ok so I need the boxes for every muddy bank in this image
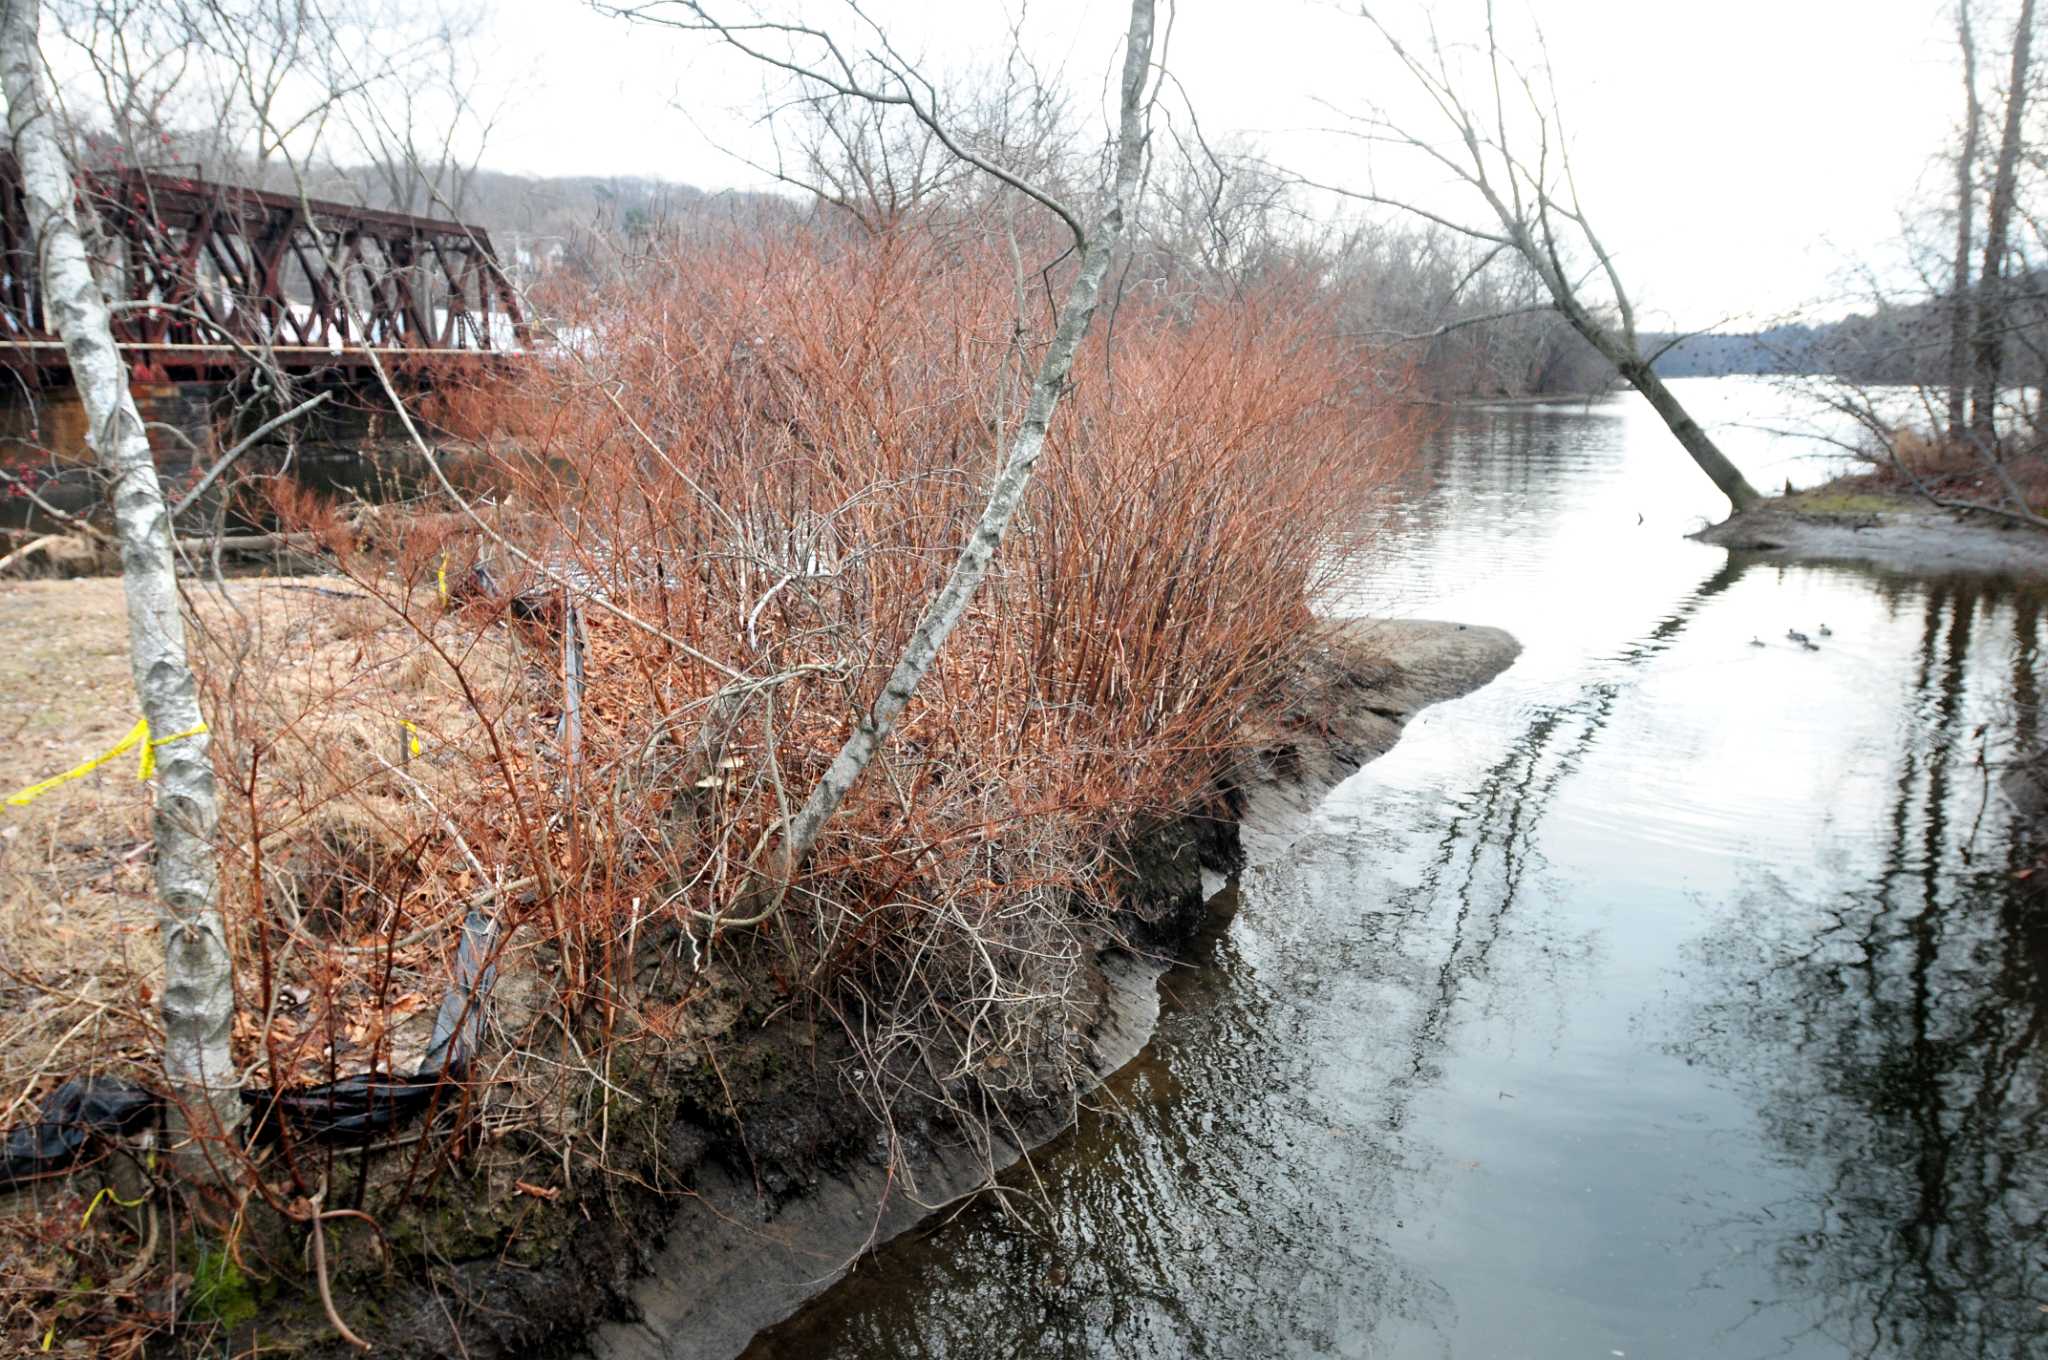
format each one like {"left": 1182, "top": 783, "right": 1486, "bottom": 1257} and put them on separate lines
{"left": 1696, "top": 492, "right": 2048, "bottom": 579}
{"left": 262, "top": 619, "right": 1517, "bottom": 1360}
{"left": 585, "top": 619, "right": 1519, "bottom": 1360}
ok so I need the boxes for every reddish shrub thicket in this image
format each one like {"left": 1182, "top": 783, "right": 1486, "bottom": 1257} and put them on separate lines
{"left": 466, "top": 233, "right": 1405, "bottom": 794}
{"left": 1867, "top": 427, "right": 2048, "bottom": 510}
{"left": 239, "top": 224, "right": 1414, "bottom": 1152}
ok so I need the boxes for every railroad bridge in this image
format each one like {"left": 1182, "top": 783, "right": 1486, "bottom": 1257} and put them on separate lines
{"left": 0, "top": 159, "right": 529, "bottom": 527}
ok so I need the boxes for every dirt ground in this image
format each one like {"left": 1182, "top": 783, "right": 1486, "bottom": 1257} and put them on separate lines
{"left": 1695, "top": 486, "right": 2048, "bottom": 578}
{"left": 0, "top": 579, "right": 164, "bottom": 1120}
{"left": 0, "top": 572, "right": 529, "bottom": 1116}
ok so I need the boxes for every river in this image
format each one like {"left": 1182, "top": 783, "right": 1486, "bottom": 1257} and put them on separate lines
{"left": 739, "top": 377, "right": 2048, "bottom": 1360}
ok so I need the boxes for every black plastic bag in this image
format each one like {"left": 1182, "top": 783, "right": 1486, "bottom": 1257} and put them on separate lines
{"left": 0, "top": 1078, "right": 157, "bottom": 1187}
{"left": 242, "top": 909, "right": 499, "bottom": 1145}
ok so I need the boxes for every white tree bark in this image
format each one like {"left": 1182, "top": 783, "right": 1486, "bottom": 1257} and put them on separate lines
{"left": 2, "top": 0, "right": 237, "bottom": 1134}
{"left": 769, "top": 0, "right": 1157, "bottom": 883}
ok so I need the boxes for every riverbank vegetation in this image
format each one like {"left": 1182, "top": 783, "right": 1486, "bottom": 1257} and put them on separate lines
{"left": 16, "top": 0, "right": 2047, "bottom": 1353}
{"left": 0, "top": 2, "right": 1428, "bottom": 1343}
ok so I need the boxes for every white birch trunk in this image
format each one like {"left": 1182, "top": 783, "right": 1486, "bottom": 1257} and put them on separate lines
{"left": 773, "top": 0, "right": 1156, "bottom": 877}
{"left": 2, "top": 0, "right": 238, "bottom": 1135}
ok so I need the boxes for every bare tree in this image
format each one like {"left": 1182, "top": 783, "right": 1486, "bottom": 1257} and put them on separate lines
{"left": 321, "top": 0, "right": 499, "bottom": 217}
{"left": 2, "top": 0, "right": 237, "bottom": 1138}
{"left": 780, "top": 84, "right": 963, "bottom": 232}
{"left": 1136, "top": 129, "right": 1302, "bottom": 300}
{"left": 1314, "top": 4, "right": 1763, "bottom": 512}
{"left": 1972, "top": 0, "right": 2038, "bottom": 443}
{"left": 1949, "top": 0, "right": 1983, "bottom": 442}
{"left": 1782, "top": 0, "right": 2048, "bottom": 531}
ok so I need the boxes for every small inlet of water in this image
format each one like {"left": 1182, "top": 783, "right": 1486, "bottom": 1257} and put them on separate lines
{"left": 738, "top": 377, "right": 2046, "bottom": 1360}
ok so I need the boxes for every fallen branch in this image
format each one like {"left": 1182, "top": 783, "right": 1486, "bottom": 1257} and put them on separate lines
{"left": 0, "top": 469, "right": 113, "bottom": 541}
{"left": 172, "top": 532, "right": 321, "bottom": 556}
{"left": 0, "top": 533, "right": 62, "bottom": 574}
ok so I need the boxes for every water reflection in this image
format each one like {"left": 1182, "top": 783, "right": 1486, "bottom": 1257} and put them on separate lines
{"left": 738, "top": 381, "right": 2048, "bottom": 1360}
{"left": 1385, "top": 554, "right": 1747, "bottom": 1095}
{"left": 1681, "top": 579, "right": 2048, "bottom": 1360}
{"left": 744, "top": 870, "right": 1459, "bottom": 1360}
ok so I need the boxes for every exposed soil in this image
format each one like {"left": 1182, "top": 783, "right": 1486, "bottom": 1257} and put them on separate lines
{"left": 0, "top": 586, "right": 1517, "bottom": 1360}
{"left": 581, "top": 620, "right": 1520, "bottom": 1360}
{"left": 1695, "top": 486, "right": 2048, "bottom": 579}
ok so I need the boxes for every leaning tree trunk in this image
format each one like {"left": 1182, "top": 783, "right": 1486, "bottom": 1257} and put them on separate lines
{"left": 1972, "top": 0, "right": 2036, "bottom": 445}
{"left": 1537, "top": 266, "right": 1763, "bottom": 512}
{"left": 1950, "top": 0, "right": 1982, "bottom": 444}
{"left": 2, "top": 0, "right": 237, "bottom": 1138}
{"left": 767, "top": 0, "right": 1157, "bottom": 888}
{"left": 1619, "top": 360, "right": 1764, "bottom": 511}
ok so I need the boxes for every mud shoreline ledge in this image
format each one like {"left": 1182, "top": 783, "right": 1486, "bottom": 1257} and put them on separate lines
{"left": 297, "top": 618, "right": 1520, "bottom": 1360}
{"left": 1695, "top": 488, "right": 2048, "bottom": 579}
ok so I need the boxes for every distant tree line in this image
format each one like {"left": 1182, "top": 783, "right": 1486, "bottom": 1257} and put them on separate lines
{"left": 45, "top": 0, "right": 1622, "bottom": 405}
{"left": 1646, "top": 285, "right": 2048, "bottom": 387}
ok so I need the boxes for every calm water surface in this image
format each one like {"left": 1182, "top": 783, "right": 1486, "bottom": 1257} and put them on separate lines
{"left": 744, "top": 378, "right": 2048, "bottom": 1360}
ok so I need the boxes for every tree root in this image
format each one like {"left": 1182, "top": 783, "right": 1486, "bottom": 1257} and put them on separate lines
{"left": 303, "top": 1187, "right": 371, "bottom": 1351}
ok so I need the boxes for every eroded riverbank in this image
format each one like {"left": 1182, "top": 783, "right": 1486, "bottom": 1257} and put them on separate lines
{"left": 582, "top": 620, "right": 1519, "bottom": 1360}
{"left": 247, "top": 617, "right": 1521, "bottom": 1360}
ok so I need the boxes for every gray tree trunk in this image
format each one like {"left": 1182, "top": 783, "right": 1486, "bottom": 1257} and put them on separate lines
{"left": 771, "top": 0, "right": 1156, "bottom": 881}
{"left": 1619, "top": 359, "right": 1764, "bottom": 510}
{"left": 1515, "top": 231, "right": 1763, "bottom": 512}
{"left": 2, "top": 0, "right": 237, "bottom": 1136}
{"left": 1971, "top": 0, "right": 2036, "bottom": 443}
{"left": 1950, "top": 0, "right": 1982, "bottom": 443}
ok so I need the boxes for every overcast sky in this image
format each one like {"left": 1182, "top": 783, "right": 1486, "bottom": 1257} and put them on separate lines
{"left": 440, "top": 2, "right": 1964, "bottom": 329}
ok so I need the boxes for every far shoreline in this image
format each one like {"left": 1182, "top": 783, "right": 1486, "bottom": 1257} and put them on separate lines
{"left": 1695, "top": 484, "right": 2048, "bottom": 580}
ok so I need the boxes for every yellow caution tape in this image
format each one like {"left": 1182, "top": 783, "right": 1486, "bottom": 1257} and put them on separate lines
{"left": 3, "top": 718, "right": 209, "bottom": 808}
{"left": 138, "top": 721, "right": 207, "bottom": 780}
{"left": 437, "top": 551, "right": 449, "bottom": 604}
{"left": 79, "top": 1182, "right": 148, "bottom": 1230}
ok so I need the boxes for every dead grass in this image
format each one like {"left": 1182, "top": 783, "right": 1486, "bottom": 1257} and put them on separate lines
{"left": 0, "top": 579, "right": 160, "bottom": 1123}
{"left": 0, "top": 575, "right": 534, "bottom": 1110}
{"left": 1830, "top": 428, "right": 2048, "bottom": 516}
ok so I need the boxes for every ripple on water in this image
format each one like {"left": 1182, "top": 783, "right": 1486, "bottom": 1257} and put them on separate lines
{"left": 739, "top": 379, "right": 2048, "bottom": 1360}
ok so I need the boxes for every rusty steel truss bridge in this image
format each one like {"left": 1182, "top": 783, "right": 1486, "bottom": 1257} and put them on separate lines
{"left": 0, "top": 157, "right": 530, "bottom": 384}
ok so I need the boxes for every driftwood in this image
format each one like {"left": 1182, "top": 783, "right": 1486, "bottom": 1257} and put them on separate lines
{"left": 0, "top": 533, "right": 62, "bottom": 574}
{"left": 173, "top": 531, "right": 323, "bottom": 556}
{"left": 0, "top": 531, "right": 326, "bottom": 579}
